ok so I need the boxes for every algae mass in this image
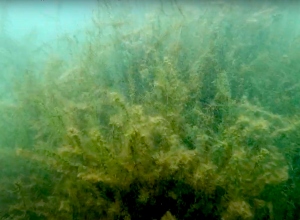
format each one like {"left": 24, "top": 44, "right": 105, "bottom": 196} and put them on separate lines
{"left": 1, "top": 1, "right": 300, "bottom": 219}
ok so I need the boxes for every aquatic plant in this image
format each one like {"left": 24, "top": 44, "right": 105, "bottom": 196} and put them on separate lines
{"left": 1, "top": 1, "right": 300, "bottom": 220}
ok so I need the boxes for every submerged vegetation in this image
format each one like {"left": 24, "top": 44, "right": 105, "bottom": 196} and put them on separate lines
{"left": 1, "top": 1, "right": 300, "bottom": 219}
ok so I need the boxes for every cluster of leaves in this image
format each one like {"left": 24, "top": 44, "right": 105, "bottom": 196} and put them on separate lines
{"left": 1, "top": 1, "right": 300, "bottom": 220}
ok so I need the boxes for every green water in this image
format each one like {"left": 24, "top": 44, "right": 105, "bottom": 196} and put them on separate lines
{"left": 1, "top": 1, "right": 300, "bottom": 219}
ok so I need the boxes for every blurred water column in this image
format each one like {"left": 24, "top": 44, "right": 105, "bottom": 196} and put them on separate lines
{"left": 55, "top": 0, "right": 62, "bottom": 49}
{"left": 0, "top": 0, "right": 9, "bottom": 35}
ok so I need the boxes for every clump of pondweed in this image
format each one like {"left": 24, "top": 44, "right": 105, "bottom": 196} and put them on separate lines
{"left": 4, "top": 1, "right": 300, "bottom": 220}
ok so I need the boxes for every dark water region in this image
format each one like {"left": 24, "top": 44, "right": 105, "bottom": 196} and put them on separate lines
{"left": 1, "top": 0, "right": 300, "bottom": 219}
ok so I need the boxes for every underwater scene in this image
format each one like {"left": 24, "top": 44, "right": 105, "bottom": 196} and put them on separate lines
{"left": 1, "top": 0, "right": 300, "bottom": 219}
